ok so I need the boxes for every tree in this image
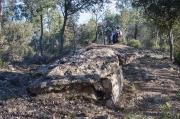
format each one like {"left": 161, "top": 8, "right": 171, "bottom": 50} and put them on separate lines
{"left": 0, "top": 0, "right": 4, "bottom": 34}
{"left": 129, "top": 9, "right": 144, "bottom": 40}
{"left": 90, "top": 0, "right": 112, "bottom": 43}
{"left": 116, "top": 0, "right": 137, "bottom": 43}
{"left": 66, "top": 15, "right": 79, "bottom": 52}
{"left": 120, "top": 8, "right": 131, "bottom": 43}
{"left": 172, "top": 17, "right": 180, "bottom": 64}
{"left": 2, "top": 22, "right": 34, "bottom": 62}
{"left": 44, "top": 8, "right": 63, "bottom": 54}
{"left": 24, "top": 0, "right": 57, "bottom": 55}
{"left": 102, "top": 12, "right": 119, "bottom": 44}
{"left": 57, "top": 0, "right": 107, "bottom": 54}
{"left": 132, "top": 0, "right": 180, "bottom": 61}
{"left": 78, "top": 19, "right": 96, "bottom": 46}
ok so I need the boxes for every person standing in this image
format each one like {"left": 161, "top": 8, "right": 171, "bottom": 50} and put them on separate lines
{"left": 110, "top": 30, "right": 115, "bottom": 45}
{"left": 116, "top": 27, "right": 122, "bottom": 43}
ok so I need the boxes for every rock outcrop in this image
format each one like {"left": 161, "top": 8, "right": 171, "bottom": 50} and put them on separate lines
{"left": 27, "top": 44, "right": 137, "bottom": 108}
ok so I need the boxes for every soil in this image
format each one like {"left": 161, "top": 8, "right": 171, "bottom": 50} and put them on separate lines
{"left": 0, "top": 44, "right": 180, "bottom": 119}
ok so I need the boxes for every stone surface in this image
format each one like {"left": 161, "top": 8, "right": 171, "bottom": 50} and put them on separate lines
{"left": 27, "top": 44, "right": 137, "bottom": 107}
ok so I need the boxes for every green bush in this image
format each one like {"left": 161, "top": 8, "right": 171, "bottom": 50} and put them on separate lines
{"left": 0, "top": 51, "right": 6, "bottom": 67}
{"left": 160, "top": 43, "right": 170, "bottom": 52}
{"left": 177, "top": 89, "right": 180, "bottom": 99}
{"left": 174, "top": 51, "right": 180, "bottom": 64}
{"left": 2, "top": 22, "right": 34, "bottom": 62}
{"left": 83, "top": 39, "right": 92, "bottom": 45}
{"left": 174, "top": 43, "right": 180, "bottom": 64}
{"left": 121, "top": 38, "right": 127, "bottom": 45}
{"left": 148, "top": 40, "right": 160, "bottom": 50}
{"left": 159, "top": 102, "right": 179, "bottom": 119}
{"left": 23, "top": 46, "right": 35, "bottom": 61}
{"left": 128, "top": 39, "right": 141, "bottom": 49}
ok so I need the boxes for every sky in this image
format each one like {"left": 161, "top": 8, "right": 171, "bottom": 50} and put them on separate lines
{"left": 3, "top": 0, "right": 117, "bottom": 24}
{"left": 78, "top": 1, "right": 117, "bottom": 24}
{"left": 78, "top": 12, "right": 92, "bottom": 24}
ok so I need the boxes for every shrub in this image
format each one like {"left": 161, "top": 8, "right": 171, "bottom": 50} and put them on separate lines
{"left": 2, "top": 22, "right": 34, "bottom": 62}
{"left": 24, "top": 46, "right": 34, "bottom": 56}
{"left": 83, "top": 39, "right": 92, "bottom": 45}
{"left": 177, "top": 89, "right": 180, "bottom": 99}
{"left": 174, "top": 51, "right": 180, "bottom": 64}
{"left": 174, "top": 42, "right": 180, "bottom": 65}
{"left": 148, "top": 40, "right": 160, "bottom": 50}
{"left": 0, "top": 50, "right": 6, "bottom": 67}
{"left": 121, "top": 38, "right": 127, "bottom": 45}
{"left": 160, "top": 43, "right": 170, "bottom": 53}
{"left": 159, "top": 102, "right": 172, "bottom": 118}
{"left": 159, "top": 102, "right": 179, "bottom": 119}
{"left": 128, "top": 39, "right": 141, "bottom": 49}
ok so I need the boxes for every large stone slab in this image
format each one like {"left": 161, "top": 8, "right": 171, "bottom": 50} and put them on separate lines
{"left": 27, "top": 44, "right": 137, "bottom": 107}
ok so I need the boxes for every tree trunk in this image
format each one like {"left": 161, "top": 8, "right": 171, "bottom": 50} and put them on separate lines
{"left": 168, "top": 28, "right": 173, "bottom": 61}
{"left": 72, "top": 22, "right": 76, "bottom": 53}
{"left": 134, "top": 24, "right": 138, "bottom": 39}
{"left": 156, "top": 29, "right": 158, "bottom": 45}
{"left": 39, "top": 14, "right": 43, "bottom": 55}
{"left": 93, "top": 13, "right": 98, "bottom": 43}
{"left": 51, "top": 38, "right": 54, "bottom": 53}
{"left": 0, "top": 0, "right": 3, "bottom": 34}
{"left": 122, "top": 28, "right": 127, "bottom": 44}
{"left": 159, "top": 34, "right": 163, "bottom": 51}
{"left": 59, "top": 15, "right": 67, "bottom": 54}
{"left": 102, "top": 27, "right": 105, "bottom": 45}
{"left": 34, "top": 39, "right": 37, "bottom": 51}
{"left": 94, "top": 30, "right": 99, "bottom": 43}
{"left": 73, "top": 34, "right": 76, "bottom": 53}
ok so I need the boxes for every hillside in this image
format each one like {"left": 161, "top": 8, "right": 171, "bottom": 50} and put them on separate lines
{"left": 0, "top": 44, "right": 180, "bottom": 119}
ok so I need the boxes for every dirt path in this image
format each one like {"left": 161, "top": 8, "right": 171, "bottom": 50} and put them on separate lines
{"left": 122, "top": 51, "right": 180, "bottom": 118}
{"left": 0, "top": 44, "right": 180, "bottom": 119}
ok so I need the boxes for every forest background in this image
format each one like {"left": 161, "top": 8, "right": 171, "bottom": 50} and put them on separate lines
{"left": 0, "top": 0, "right": 180, "bottom": 66}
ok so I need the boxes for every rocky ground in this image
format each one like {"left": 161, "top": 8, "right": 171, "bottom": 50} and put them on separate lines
{"left": 0, "top": 44, "right": 180, "bottom": 119}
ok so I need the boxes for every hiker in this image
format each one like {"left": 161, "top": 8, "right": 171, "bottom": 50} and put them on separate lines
{"left": 108, "top": 32, "right": 111, "bottom": 44}
{"left": 113, "top": 29, "right": 118, "bottom": 43}
{"left": 110, "top": 30, "right": 115, "bottom": 45}
{"left": 115, "top": 27, "right": 122, "bottom": 43}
